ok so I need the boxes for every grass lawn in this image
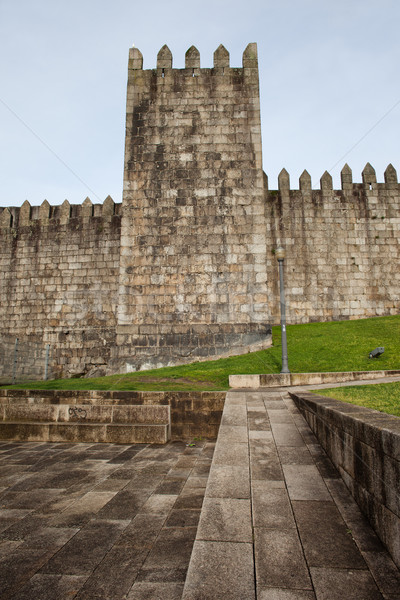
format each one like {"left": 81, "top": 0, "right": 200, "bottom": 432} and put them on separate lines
{"left": 2, "top": 315, "right": 400, "bottom": 392}
{"left": 313, "top": 381, "right": 400, "bottom": 417}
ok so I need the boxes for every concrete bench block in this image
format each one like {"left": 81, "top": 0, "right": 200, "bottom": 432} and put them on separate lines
{"left": 229, "top": 374, "right": 261, "bottom": 388}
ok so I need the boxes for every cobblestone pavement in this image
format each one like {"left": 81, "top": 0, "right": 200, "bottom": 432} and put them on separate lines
{"left": 0, "top": 439, "right": 214, "bottom": 599}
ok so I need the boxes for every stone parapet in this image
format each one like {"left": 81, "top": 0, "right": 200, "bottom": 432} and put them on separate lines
{"left": 290, "top": 390, "right": 400, "bottom": 569}
{"left": 266, "top": 164, "right": 400, "bottom": 324}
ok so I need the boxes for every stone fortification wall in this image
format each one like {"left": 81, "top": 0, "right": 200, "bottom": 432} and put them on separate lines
{"left": 0, "top": 197, "right": 121, "bottom": 377}
{"left": 0, "top": 43, "right": 399, "bottom": 378}
{"left": 116, "top": 44, "right": 271, "bottom": 370}
{"left": 266, "top": 163, "right": 400, "bottom": 323}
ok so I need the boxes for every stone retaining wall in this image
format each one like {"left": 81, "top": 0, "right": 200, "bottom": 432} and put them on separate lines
{"left": 0, "top": 389, "right": 225, "bottom": 440}
{"left": 290, "top": 391, "right": 400, "bottom": 568}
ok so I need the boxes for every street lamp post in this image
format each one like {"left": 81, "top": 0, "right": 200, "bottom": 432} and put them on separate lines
{"left": 275, "top": 247, "right": 290, "bottom": 374}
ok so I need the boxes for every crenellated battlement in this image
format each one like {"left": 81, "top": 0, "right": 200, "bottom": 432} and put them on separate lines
{"left": 0, "top": 196, "right": 121, "bottom": 229}
{"left": 268, "top": 163, "right": 399, "bottom": 195}
{"left": 2, "top": 161, "right": 397, "bottom": 232}
{"left": 128, "top": 43, "right": 258, "bottom": 73}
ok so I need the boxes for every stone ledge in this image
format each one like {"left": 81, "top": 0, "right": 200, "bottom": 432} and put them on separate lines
{"left": 229, "top": 370, "right": 400, "bottom": 388}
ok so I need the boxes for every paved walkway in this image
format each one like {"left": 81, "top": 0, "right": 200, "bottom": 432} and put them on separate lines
{"left": 0, "top": 439, "right": 214, "bottom": 599}
{"left": 183, "top": 390, "right": 400, "bottom": 600}
{"left": 0, "top": 388, "right": 399, "bottom": 599}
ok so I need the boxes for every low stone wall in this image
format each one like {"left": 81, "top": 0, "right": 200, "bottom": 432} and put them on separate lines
{"left": 230, "top": 370, "right": 400, "bottom": 388}
{"left": 0, "top": 389, "right": 225, "bottom": 440}
{"left": 290, "top": 391, "right": 400, "bottom": 569}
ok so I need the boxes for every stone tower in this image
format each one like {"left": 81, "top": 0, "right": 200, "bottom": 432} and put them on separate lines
{"left": 116, "top": 43, "right": 271, "bottom": 369}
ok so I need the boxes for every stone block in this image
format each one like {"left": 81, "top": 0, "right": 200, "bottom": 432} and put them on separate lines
{"left": 269, "top": 423, "right": 305, "bottom": 447}
{"left": 252, "top": 481, "right": 295, "bottom": 529}
{"left": 0, "top": 422, "right": 50, "bottom": 442}
{"left": 254, "top": 528, "right": 312, "bottom": 589}
{"left": 2, "top": 404, "right": 58, "bottom": 423}
{"left": 292, "top": 500, "right": 367, "bottom": 568}
{"left": 48, "top": 423, "right": 107, "bottom": 443}
{"left": 249, "top": 437, "right": 283, "bottom": 481}
{"left": 197, "top": 497, "right": 252, "bottom": 543}
{"left": 205, "top": 465, "right": 250, "bottom": 499}
{"left": 105, "top": 424, "right": 169, "bottom": 444}
{"left": 111, "top": 405, "right": 170, "bottom": 425}
{"left": 309, "top": 567, "right": 382, "bottom": 600}
{"left": 282, "top": 464, "right": 331, "bottom": 501}
{"left": 182, "top": 540, "right": 255, "bottom": 600}
{"left": 216, "top": 425, "right": 248, "bottom": 444}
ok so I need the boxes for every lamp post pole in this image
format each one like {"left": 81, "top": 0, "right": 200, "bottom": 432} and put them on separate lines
{"left": 276, "top": 247, "right": 290, "bottom": 374}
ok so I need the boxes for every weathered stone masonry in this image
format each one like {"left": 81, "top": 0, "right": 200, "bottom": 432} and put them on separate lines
{"left": 0, "top": 198, "right": 121, "bottom": 377}
{"left": 0, "top": 43, "right": 399, "bottom": 377}
{"left": 266, "top": 163, "right": 400, "bottom": 323}
{"left": 117, "top": 43, "right": 270, "bottom": 371}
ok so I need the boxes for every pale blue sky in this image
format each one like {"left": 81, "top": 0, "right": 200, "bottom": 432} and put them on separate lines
{"left": 0, "top": 0, "right": 399, "bottom": 207}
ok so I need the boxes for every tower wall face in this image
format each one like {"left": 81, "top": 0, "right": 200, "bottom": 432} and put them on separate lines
{"left": 117, "top": 45, "right": 271, "bottom": 369}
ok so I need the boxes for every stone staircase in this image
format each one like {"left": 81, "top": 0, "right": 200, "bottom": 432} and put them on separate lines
{"left": 0, "top": 399, "right": 170, "bottom": 444}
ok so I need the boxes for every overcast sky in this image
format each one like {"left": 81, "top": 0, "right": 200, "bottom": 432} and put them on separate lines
{"left": 0, "top": 0, "right": 399, "bottom": 208}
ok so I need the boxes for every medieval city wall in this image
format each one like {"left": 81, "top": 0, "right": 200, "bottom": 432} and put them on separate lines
{"left": 0, "top": 198, "right": 121, "bottom": 377}
{"left": 0, "top": 43, "right": 399, "bottom": 378}
{"left": 266, "top": 164, "right": 400, "bottom": 323}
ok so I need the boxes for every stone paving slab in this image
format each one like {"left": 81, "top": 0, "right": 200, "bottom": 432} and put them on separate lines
{"left": 182, "top": 540, "right": 255, "bottom": 600}
{"left": 0, "top": 439, "right": 214, "bottom": 599}
{"left": 197, "top": 497, "right": 252, "bottom": 542}
{"left": 205, "top": 464, "right": 250, "bottom": 499}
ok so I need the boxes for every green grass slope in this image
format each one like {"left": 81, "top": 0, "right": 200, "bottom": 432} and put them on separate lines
{"left": 3, "top": 315, "right": 399, "bottom": 392}
{"left": 313, "top": 381, "right": 400, "bottom": 417}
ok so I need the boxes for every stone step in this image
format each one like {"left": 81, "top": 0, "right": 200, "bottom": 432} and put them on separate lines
{"left": 0, "top": 403, "right": 171, "bottom": 444}
{"left": 0, "top": 421, "right": 169, "bottom": 444}
{"left": 0, "top": 403, "right": 170, "bottom": 425}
